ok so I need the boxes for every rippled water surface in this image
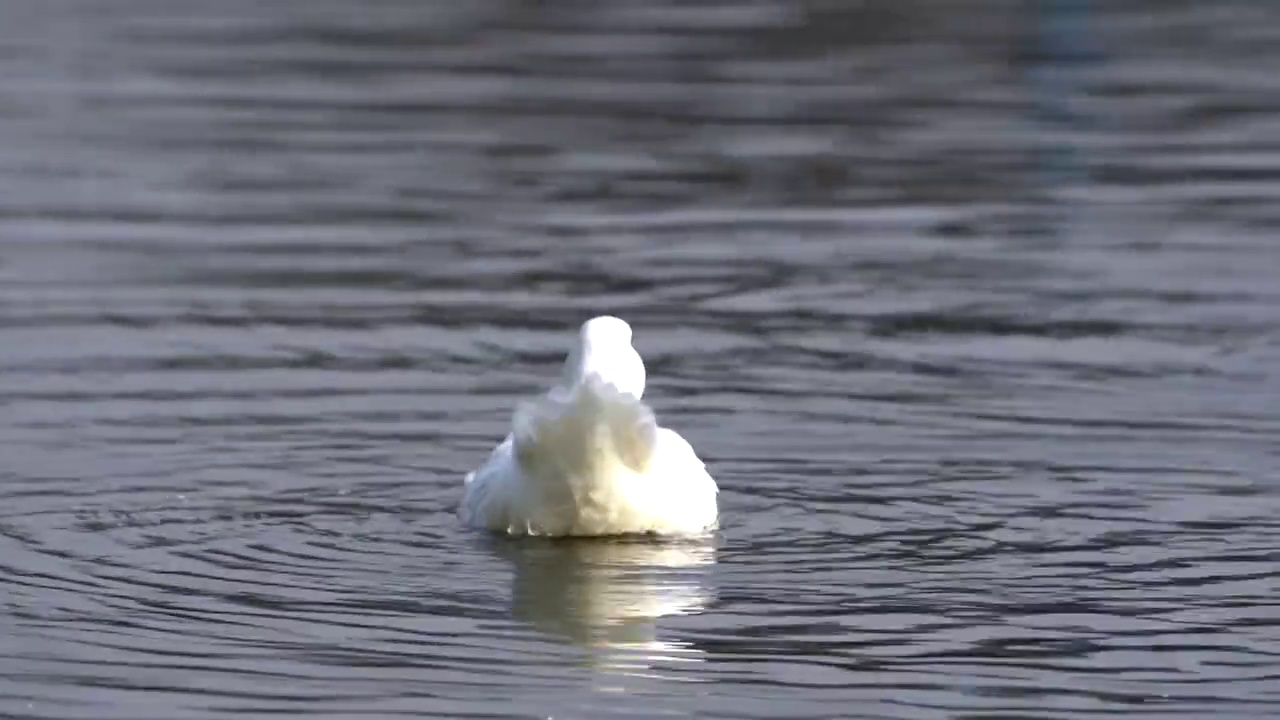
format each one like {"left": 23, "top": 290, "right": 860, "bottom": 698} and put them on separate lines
{"left": 3, "top": 1, "right": 1280, "bottom": 718}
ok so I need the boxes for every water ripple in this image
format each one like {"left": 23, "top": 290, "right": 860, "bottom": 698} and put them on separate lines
{"left": 3, "top": 0, "right": 1280, "bottom": 718}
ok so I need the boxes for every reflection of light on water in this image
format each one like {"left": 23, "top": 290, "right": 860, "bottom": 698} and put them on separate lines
{"left": 492, "top": 536, "right": 716, "bottom": 678}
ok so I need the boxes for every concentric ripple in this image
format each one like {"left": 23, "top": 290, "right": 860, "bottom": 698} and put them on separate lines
{"left": 3, "top": 1, "right": 1280, "bottom": 718}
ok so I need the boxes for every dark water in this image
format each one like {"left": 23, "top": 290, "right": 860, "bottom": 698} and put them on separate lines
{"left": 3, "top": 1, "right": 1279, "bottom": 718}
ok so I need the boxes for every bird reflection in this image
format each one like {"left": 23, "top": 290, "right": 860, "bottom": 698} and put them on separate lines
{"left": 487, "top": 535, "right": 716, "bottom": 675}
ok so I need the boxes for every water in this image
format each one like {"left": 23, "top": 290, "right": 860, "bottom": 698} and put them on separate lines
{"left": 2, "top": 1, "right": 1279, "bottom": 718}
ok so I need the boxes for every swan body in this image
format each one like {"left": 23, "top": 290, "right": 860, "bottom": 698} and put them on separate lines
{"left": 459, "top": 316, "right": 718, "bottom": 537}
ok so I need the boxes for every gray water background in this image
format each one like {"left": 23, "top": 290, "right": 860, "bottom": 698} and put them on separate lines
{"left": 1, "top": 1, "right": 1278, "bottom": 718}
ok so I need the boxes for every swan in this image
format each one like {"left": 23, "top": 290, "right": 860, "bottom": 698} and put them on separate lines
{"left": 459, "top": 316, "right": 718, "bottom": 537}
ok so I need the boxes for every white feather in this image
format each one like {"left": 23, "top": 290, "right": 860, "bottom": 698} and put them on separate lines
{"left": 459, "top": 316, "right": 718, "bottom": 537}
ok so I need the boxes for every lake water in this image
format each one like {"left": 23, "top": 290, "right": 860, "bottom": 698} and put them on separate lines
{"left": 2, "top": 1, "right": 1278, "bottom": 718}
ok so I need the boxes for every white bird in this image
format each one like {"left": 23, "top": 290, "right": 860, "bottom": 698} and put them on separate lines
{"left": 459, "top": 316, "right": 718, "bottom": 537}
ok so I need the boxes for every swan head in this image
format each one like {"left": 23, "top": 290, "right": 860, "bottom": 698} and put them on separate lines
{"left": 559, "top": 315, "right": 646, "bottom": 398}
